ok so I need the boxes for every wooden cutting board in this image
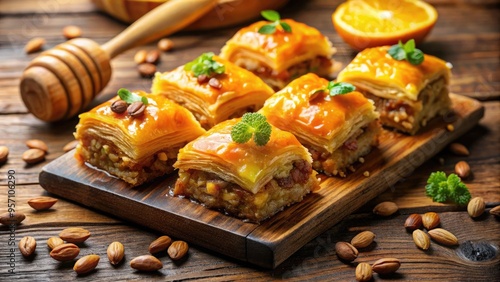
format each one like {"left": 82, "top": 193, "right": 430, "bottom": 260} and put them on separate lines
{"left": 39, "top": 94, "right": 484, "bottom": 269}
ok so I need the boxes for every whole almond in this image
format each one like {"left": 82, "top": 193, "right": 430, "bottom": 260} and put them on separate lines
{"left": 130, "top": 255, "right": 163, "bottom": 272}
{"left": 63, "top": 140, "right": 79, "bottom": 152}
{"left": 26, "top": 139, "right": 49, "bottom": 153}
{"left": 63, "top": 25, "right": 82, "bottom": 39}
{"left": 137, "top": 63, "right": 156, "bottom": 78}
{"left": 50, "top": 243, "right": 80, "bottom": 261}
{"left": 134, "top": 50, "right": 148, "bottom": 64}
{"left": 449, "top": 143, "right": 469, "bottom": 156}
{"left": 107, "top": 241, "right": 125, "bottom": 265}
{"left": 404, "top": 214, "right": 423, "bottom": 231}
{"left": 412, "top": 229, "right": 431, "bottom": 250}
{"left": 127, "top": 101, "right": 146, "bottom": 117}
{"left": 149, "top": 235, "right": 172, "bottom": 254}
{"left": 455, "top": 161, "right": 471, "bottom": 178}
{"left": 467, "top": 197, "right": 485, "bottom": 218}
{"left": 168, "top": 241, "right": 189, "bottom": 260}
{"left": 22, "top": 148, "right": 46, "bottom": 164}
{"left": 19, "top": 236, "right": 36, "bottom": 257}
{"left": 157, "top": 38, "right": 174, "bottom": 52}
{"left": 59, "top": 227, "right": 91, "bottom": 243}
{"left": 74, "top": 254, "right": 100, "bottom": 274}
{"left": 0, "top": 211, "right": 26, "bottom": 225}
{"left": 27, "top": 196, "right": 57, "bottom": 211}
{"left": 355, "top": 262, "right": 372, "bottom": 282}
{"left": 372, "top": 258, "right": 401, "bottom": 274}
{"left": 47, "top": 237, "right": 64, "bottom": 250}
{"left": 335, "top": 241, "right": 358, "bottom": 262}
{"left": 351, "top": 231, "right": 375, "bottom": 249}
{"left": 490, "top": 205, "right": 500, "bottom": 217}
{"left": 422, "top": 212, "right": 440, "bottom": 230}
{"left": 373, "top": 201, "right": 398, "bottom": 216}
{"left": 0, "top": 146, "right": 9, "bottom": 163}
{"left": 25, "top": 37, "right": 45, "bottom": 54}
{"left": 145, "top": 50, "right": 160, "bottom": 64}
{"left": 428, "top": 228, "right": 459, "bottom": 246}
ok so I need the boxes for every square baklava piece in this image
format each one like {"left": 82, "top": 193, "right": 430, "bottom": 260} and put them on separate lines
{"left": 74, "top": 91, "right": 205, "bottom": 186}
{"left": 151, "top": 52, "right": 274, "bottom": 129}
{"left": 260, "top": 73, "right": 380, "bottom": 177}
{"left": 173, "top": 115, "right": 319, "bottom": 222}
{"left": 220, "top": 19, "right": 335, "bottom": 90}
{"left": 337, "top": 46, "right": 452, "bottom": 135}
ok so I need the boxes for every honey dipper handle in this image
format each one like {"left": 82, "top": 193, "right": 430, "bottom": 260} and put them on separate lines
{"left": 102, "top": 0, "right": 219, "bottom": 58}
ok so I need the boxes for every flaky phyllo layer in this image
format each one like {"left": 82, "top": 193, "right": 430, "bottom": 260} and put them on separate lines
{"left": 75, "top": 93, "right": 205, "bottom": 186}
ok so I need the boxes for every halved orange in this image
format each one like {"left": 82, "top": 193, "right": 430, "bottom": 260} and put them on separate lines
{"left": 332, "top": 0, "right": 438, "bottom": 50}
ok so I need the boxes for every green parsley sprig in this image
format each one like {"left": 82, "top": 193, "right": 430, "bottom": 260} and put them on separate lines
{"left": 258, "top": 10, "right": 292, "bottom": 34}
{"left": 425, "top": 171, "right": 471, "bottom": 205}
{"left": 184, "top": 52, "right": 225, "bottom": 78}
{"left": 231, "top": 113, "right": 272, "bottom": 146}
{"left": 311, "top": 81, "right": 356, "bottom": 100}
{"left": 117, "top": 88, "right": 148, "bottom": 105}
{"left": 388, "top": 39, "right": 424, "bottom": 65}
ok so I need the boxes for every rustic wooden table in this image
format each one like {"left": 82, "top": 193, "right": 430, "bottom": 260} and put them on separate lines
{"left": 0, "top": 0, "right": 499, "bottom": 281}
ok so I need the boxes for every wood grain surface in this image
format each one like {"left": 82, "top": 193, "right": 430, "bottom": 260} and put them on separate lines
{"left": 0, "top": 0, "right": 499, "bottom": 280}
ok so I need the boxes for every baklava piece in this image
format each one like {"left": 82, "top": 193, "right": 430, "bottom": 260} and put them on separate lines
{"left": 337, "top": 46, "right": 452, "bottom": 135}
{"left": 151, "top": 52, "right": 274, "bottom": 129}
{"left": 74, "top": 91, "right": 205, "bottom": 186}
{"left": 260, "top": 73, "right": 380, "bottom": 177}
{"left": 219, "top": 19, "right": 335, "bottom": 90}
{"left": 173, "top": 117, "right": 319, "bottom": 222}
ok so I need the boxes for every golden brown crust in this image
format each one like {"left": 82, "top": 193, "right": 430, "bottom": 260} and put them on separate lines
{"left": 151, "top": 56, "right": 274, "bottom": 129}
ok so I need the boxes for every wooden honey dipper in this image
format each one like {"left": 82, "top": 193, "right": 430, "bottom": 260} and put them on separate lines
{"left": 20, "top": 0, "right": 218, "bottom": 122}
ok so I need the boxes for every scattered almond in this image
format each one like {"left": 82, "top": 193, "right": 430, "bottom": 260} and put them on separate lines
{"left": 25, "top": 37, "right": 45, "bottom": 54}
{"left": 63, "top": 140, "right": 79, "bottom": 152}
{"left": 0, "top": 211, "right": 26, "bottom": 225}
{"left": 0, "top": 146, "right": 9, "bottom": 164}
{"left": 27, "top": 196, "right": 57, "bottom": 211}
{"left": 455, "top": 161, "right": 471, "bottom": 178}
{"left": 63, "top": 25, "right": 82, "bottom": 39}
{"left": 168, "top": 241, "right": 189, "bottom": 260}
{"left": 157, "top": 38, "right": 174, "bottom": 52}
{"left": 107, "top": 241, "right": 125, "bottom": 265}
{"left": 335, "top": 241, "right": 358, "bottom": 262}
{"left": 19, "top": 236, "right": 37, "bottom": 257}
{"left": 59, "top": 227, "right": 91, "bottom": 243}
{"left": 422, "top": 212, "right": 440, "bottom": 230}
{"left": 47, "top": 237, "right": 64, "bottom": 250}
{"left": 428, "top": 228, "right": 459, "bottom": 246}
{"left": 130, "top": 255, "right": 163, "bottom": 272}
{"left": 74, "top": 254, "right": 100, "bottom": 275}
{"left": 145, "top": 50, "right": 160, "bottom": 64}
{"left": 373, "top": 201, "right": 398, "bottom": 216}
{"left": 490, "top": 205, "right": 500, "bottom": 217}
{"left": 355, "top": 262, "right": 372, "bottom": 282}
{"left": 412, "top": 229, "right": 430, "bottom": 250}
{"left": 137, "top": 63, "right": 156, "bottom": 78}
{"left": 404, "top": 214, "right": 423, "bottom": 231}
{"left": 134, "top": 50, "right": 148, "bottom": 64}
{"left": 467, "top": 196, "right": 485, "bottom": 218}
{"left": 26, "top": 139, "right": 48, "bottom": 153}
{"left": 22, "top": 148, "right": 46, "bottom": 164}
{"left": 350, "top": 231, "right": 375, "bottom": 249}
{"left": 371, "top": 258, "right": 401, "bottom": 274}
{"left": 449, "top": 143, "right": 469, "bottom": 156}
{"left": 149, "top": 235, "right": 172, "bottom": 254}
{"left": 50, "top": 243, "right": 80, "bottom": 261}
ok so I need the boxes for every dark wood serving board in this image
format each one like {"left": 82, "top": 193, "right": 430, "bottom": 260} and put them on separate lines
{"left": 39, "top": 94, "right": 484, "bottom": 269}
